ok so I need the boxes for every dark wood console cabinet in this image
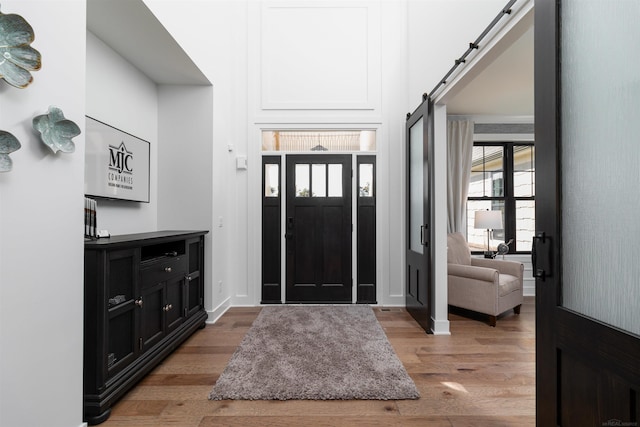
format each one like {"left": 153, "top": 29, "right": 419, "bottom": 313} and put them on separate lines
{"left": 83, "top": 230, "right": 208, "bottom": 425}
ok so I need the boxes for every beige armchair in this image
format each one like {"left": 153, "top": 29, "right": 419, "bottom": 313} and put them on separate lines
{"left": 447, "top": 232, "right": 524, "bottom": 326}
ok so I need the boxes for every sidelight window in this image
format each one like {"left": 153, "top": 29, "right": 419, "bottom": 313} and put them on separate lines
{"left": 359, "top": 163, "right": 374, "bottom": 197}
{"left": 264, "top": 163, "right": 280, "bottom": 197}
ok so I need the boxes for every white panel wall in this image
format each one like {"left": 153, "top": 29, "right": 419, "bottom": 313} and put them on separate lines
{"left": 261, "top": 4, "right": 375, "bottom": 110}
{"left": 0, "top": 2, "right": 86, "bottom": 426}
{"left": 86, "top": 31, "right": 159, "bottom": 235}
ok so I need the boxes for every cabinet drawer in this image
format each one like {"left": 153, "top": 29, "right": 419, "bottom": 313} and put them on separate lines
{"left": 141, "top": 256, "right": 186, "bottom": 288}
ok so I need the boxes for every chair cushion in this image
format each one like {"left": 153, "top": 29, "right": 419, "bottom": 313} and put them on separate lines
{"left": 447, "top": 232, "right": 471, "bottom": 265}
{"left": 498, "top": 274, "right": 520, "bottom": 297}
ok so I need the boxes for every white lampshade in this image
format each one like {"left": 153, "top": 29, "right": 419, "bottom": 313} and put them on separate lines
{"left": 474, "top": 210, "right": 503, "bottom": 230}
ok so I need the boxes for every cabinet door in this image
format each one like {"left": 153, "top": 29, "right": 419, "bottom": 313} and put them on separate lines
{"left": 165, "top": 275, "right": 185, "bottom": 334}
{"left": 185, "top": 237, "right": 203, "bottom": 318}
{"left": 140, "top": 282, "right": 165, "bottom": 351}
{"left": 106, "top": 249, "right": 139, "bottom": 378}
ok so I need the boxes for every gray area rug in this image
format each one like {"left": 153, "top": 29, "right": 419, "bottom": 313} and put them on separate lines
{"left": 208, "top": 305, "right": 420, "bottom": 401}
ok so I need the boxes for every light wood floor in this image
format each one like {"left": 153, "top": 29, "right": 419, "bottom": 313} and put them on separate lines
{"left": 102, "top": 297, "right": 535, "bottom": 427}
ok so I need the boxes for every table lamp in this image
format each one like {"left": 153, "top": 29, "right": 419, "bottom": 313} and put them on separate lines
{"left": 474, "top": 210, "right": 503, "bottom": 258}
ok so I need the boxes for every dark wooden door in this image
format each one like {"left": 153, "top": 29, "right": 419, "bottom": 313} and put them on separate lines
{"left": 285, "top": 154, "right": 352, "bottom": 303}
{"left": 535, "top": 1, "right": 640, "bottom": 425}
{"left": 405, "top": 97, "right": 432, "bottom": 333}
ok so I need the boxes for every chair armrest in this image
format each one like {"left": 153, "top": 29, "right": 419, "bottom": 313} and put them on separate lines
{"left": 448, "top": 263, "right": 499, "bottom": 282}
{"left": 471, "top": 258, "right": 524, "bottom": 278}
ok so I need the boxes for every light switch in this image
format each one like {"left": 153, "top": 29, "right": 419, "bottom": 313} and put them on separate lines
{"left": 236, "top": 156, "right": 247, "bottom": 170}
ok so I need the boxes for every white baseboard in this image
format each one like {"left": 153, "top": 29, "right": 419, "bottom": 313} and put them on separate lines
{"left": 523, "top": 278, "right": 535, "bottom": 296}
{"left": 206, "top": 297, "right": 231, "bottom": 324}
{"left": 431, "top": 317, "right": 451, "bottom": 335}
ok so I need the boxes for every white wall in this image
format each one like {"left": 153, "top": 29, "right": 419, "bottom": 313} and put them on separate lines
{"left": 245, "top": 0, "right": 389, "bottom": 306}
{"left": 157, "top": 85, "right": 215, "bottom": 312}
{"left": 147, "top": 0, "right": 405, "bottom": 307}
{"left": 0, "top": 2, "right": 530, "bottom": 425}
{"left": 407, "top": 0, "right": 506, "bottom": 108}
{"left": 145, "top": 0, "right": 520, "bottom": 324}
{"left": 0, "top": 2, "right": 86, "bottom": 426}
{"left": 86, "top": 31, "right": 159, "bottom": 235}
{"left": 145, "top": 0, "right": 249, "bottom": 315}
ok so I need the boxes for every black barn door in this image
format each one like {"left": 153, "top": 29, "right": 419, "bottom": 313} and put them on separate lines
{"left": 405, "top": 97, "right": 432, "bottom": 333}
{"left": 536, "top": 1, "right": 640, "bottom": 425}
{"left": 285, "top": 154, "right": 352, "bottom": 303}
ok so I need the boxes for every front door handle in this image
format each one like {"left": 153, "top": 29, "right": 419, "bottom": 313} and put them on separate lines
{"left": 285, "top": 217, "right": 294, "bottom": 239}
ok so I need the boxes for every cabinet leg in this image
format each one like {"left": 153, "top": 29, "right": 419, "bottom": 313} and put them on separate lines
{"left": 86, "top": 408, "right": 111, "bottom": 426}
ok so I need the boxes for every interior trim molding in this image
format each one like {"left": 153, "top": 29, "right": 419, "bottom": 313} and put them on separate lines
{"left": 207, "top": 297, "right": 231, "bottom": 324}
{"left": 259, "top": 1, "right": 381, "bottom": 111}
{"left": 431, "top": 317, "right": 451, "bottom": 335}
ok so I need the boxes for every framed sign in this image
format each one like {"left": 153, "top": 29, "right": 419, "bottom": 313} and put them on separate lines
{"left": 84, "top": 117, "right": 150, "bottom": 203}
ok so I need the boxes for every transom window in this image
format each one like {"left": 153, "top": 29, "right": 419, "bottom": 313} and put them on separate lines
{"left": 262, "top": 130, "right": 376, "bottom": 152}
{"left": 467, "top": 142, "right": 535, "bottom": 253}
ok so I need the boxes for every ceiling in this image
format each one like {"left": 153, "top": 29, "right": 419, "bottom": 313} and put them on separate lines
{"left": 86, "top": 0, "right": 210, "bottom": 85}
{"left": 444, "top": 15, "right": 534, "bottom": 116}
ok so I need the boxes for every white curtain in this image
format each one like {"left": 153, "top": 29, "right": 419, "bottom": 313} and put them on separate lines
{"left": 447, "top": 120, "right": 474, "bottom": 233}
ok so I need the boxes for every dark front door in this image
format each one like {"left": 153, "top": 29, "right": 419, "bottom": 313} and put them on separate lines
{"left": 285, "top": 154, "right": 352, "bottom": 303}
{"left": 405, "top": 97, "right": 432, "bottom": 333}
{"left": 536, "top": 1, "right": 640, "bottom": 425}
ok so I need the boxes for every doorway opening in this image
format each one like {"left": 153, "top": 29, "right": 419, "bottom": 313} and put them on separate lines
{"left": 260, "top": 130, "right": 377, "bottom": 304}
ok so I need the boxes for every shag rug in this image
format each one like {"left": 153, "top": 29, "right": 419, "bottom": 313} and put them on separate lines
{"left": 208, "top": 305, "right": 420, "bottom": 401}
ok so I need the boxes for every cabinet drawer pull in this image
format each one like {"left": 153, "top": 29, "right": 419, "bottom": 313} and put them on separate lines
{"left": 164, "top": 267, "right": 172, "bottom": 273}
{"left": 135, "top": 298, "right": 143, "bottom": 307}
{"left": 163, "top": 304, "right": 173, "bottom": 312}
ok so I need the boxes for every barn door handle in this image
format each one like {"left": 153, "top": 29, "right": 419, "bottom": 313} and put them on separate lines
{"left": 532, "top": 232, "right": 549, "bottom": 280}
{"left": 420, "top": 224, "right": 429, "bottom": 247}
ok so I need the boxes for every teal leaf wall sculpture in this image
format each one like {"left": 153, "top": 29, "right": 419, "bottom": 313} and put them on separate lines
{"left": 0, "top": 130, "right": 21, "bottom": 172}
{"left": 0, "top": 7, "right": 42, "bottom": 88}
{"left": 33, "top": 106, "right": 81, "bottom": 154}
